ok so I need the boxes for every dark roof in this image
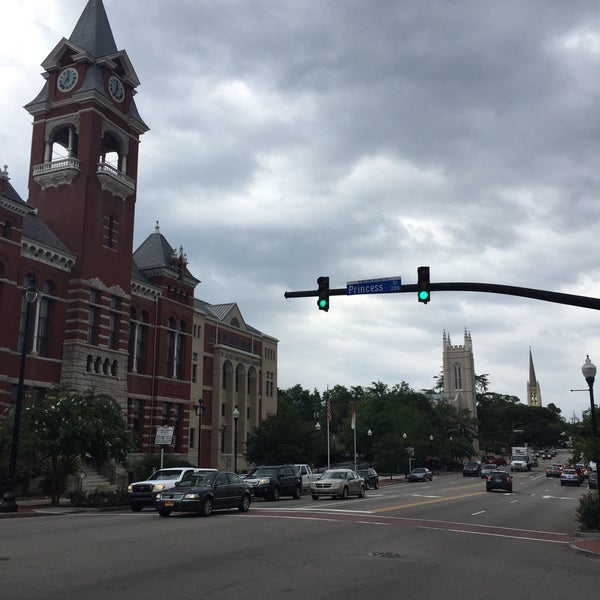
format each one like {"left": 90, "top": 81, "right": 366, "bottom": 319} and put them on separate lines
{"left": 22, "top": 213, "right": 72, "bottom": 254}
{"left": 69, "top": 0, "right": 117, "bottom": 58}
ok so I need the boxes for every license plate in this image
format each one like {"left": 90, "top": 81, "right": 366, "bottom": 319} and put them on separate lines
{"left": 164, "top": 500, "right": 174, "bottom": 507}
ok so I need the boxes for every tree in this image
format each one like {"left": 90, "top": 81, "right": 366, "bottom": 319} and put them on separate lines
{"left": 16, "top": 387, "right": 134, "bottom": 504}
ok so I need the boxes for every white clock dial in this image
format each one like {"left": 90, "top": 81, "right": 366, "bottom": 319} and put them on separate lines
{"left": 108, "top": 76, "right": 125, "bottom": 102}
{"left": 57, "top": 67, "right": 78, "bottom": 92}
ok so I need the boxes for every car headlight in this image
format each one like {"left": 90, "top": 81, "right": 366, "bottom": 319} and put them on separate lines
{"left": 127, "top": 484, "right": 133, "bottom": 492}
{"left": 153, "top": 484, "right": 166, "bottom": 492}
{"left": 184, "top": 493, "right": 200, "bottom": 500}
{"left": 257, "top": 478, "right": 270, "bottom": 485}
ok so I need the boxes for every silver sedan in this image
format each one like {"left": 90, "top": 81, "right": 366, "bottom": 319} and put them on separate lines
{"left": 310, "top": 468, "right": 366, "bottom": 500}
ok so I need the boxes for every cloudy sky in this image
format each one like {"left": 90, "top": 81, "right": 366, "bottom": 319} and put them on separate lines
{"left": 3, "top": 0, "right": 600, "bottom": 422}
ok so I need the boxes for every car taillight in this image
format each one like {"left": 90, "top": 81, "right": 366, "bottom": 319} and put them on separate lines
{"left": 487, "top": 476, "right": 492, "bottom": 481}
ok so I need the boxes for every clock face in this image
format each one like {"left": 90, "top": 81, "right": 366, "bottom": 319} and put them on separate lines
{"left": 108, "top": 76, "right": 125, "bottom": 102}
{"left": 57, "top": 67, "right": 78, "bottom": 92}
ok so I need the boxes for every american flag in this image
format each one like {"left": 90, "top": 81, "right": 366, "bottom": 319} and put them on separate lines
{"left": 326, "top": 396, "right": 332, "bottom": 422}
{"left": 351, "top": 402, "right": 356, "bottom": 430}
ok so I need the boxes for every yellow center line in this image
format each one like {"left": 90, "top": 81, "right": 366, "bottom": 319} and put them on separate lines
{"left": 372, "top": 490, "right": 487, "bottom": 513}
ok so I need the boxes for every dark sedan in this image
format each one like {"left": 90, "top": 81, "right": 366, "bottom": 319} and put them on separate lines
{"left": 560, "top": 469, "right": 581, "bottom": 487}
{"left": 155, "top": 471, "right": 252, "bottom": 517}
{"left": 486, "top": 470, "right": 513, "bottom": 493}
{"left": 357, "top": 468, "right": 379, "bottom": 489}
{"left": 407, "top": 467, "right": 433, "bottom": 482}
{"left": 545, "top": 465, "right": 562, "bottom": 478}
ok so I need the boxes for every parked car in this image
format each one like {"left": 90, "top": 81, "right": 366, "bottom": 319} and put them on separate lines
{"left": 155, "top": 471, "right": 252, "bottom": 517}
{"left": 245, "top": 465, "right": 302, "bottom": 501}
{"left": 560, "top": 468, "right": 581, "bottom": 487}
{"left": 480, "top": 464, "right": 498, "bottom": 479}
{"left": 407, "top": 467, "right": 433, "bottom": 482}
{"left": 545, "top": 465, "right": 562, "bottom": 478}
{"left": 127, "top": 467, "right": 217, "bottom": 512}
{"left": 310, "top": 468, "right": 366, "bottom": 499}
{"left": 357, "top": 468, "right": 379, "bottom": 489}
{"left": 588, "top": 470, "right": 598, "bottom": 490}
{"left": 485, "top": 470, "right": 513, "bottom": 493}
{"left": 462, "top": 461, "right": 481, "bottom": 477}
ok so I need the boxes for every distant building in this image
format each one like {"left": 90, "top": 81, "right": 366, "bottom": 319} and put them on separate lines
{"left": 442, "top": 329, "right": 477, "bottom": 418}
{"left": 0, "top": 0, "right": 277, "bottom": 473}
{"left": 526, "top": 348, "right": 542, "bottom": 407}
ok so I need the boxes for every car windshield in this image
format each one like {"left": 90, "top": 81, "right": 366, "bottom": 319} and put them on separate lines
{"left": 186, "top": 473, "right": 216, "bottom": 486}
{"left": 412, "top": 468, "right": 426, "bottom": 474}
{"left": 323, "top": 470, "right": 348, "bottom": 479}
{"left": 250, "top": 467, "right": 278, "bottom": 478}
{"left": 148, "top": 469, "right": 184, "bottom": 481}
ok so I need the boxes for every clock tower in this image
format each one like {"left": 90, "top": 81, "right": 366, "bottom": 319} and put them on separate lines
{"left": 23, "top": 0, "right": 148, "bottom": 398}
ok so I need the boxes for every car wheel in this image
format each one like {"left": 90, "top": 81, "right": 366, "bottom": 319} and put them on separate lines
{"left": 374, "top": 481, "right": 379, "bottom": 489}
{"left": 358, "top": 485, "right": 365, "bottom": 498}
{"left": 312, "top": 495, "right": 319, "bottom": 500}
{"left": 365, "top": 481, "right": 370, "bottom": 490}
{"left": 130, "top": 504, "right": 143, "bottom": 512}
{"left": 341, "top": 486, "right": 349, "bottom": 500}
{"left": 271, "top": 487, "right": 280, "bottom": 501}
{"left": 508, "top": 488, "right": 513, "bottom": 493}
{"left": 158, "top": 508, "right": 171, "bottom": 517}
{"left": 293, "top": 485, "right": 302, "bottom": 500}
{"left": 486, "top": 487, "right": 491, "bottom": 492}
{"left": 200, "top": 496, "right": 213, "bottom": 517}
{"left": 560, "top": 482, "right": 564, "bottom": 486}
{"left": 239, "top": 494, "right": 251, "bottom": 512}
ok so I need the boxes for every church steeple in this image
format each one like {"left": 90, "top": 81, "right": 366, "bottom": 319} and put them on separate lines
{"left": 527, "top": 348, "right": 542, "bottom": 407}
{"left": 69, "top": 0, "right": 118, "bottom": 57}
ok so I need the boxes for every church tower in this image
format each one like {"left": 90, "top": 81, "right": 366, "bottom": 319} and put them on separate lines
{"left": 23, "top": 0, "right": 148, "bottom": 402}
{"left": 527, "top": 348, "right": 542, "bottom": 407}
{"left": 442, "top": 329, "right": 477, "bottom": 418}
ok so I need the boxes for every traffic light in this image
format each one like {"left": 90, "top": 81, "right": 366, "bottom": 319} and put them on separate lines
{"left": 417, "top": 266, "right": 430, "bottom": 304}
{"left": 317, "top": 276, "right": 330, "bottom": 311}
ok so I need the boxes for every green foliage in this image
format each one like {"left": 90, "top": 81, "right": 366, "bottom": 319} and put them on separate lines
{"left": 3, "top": 387, "right": 135, "bottom": 505}
{"left": 67, "top": 488, "right": 129, "bottom": 507}
{"left": 576, "top": 492, "right": 600, "bottom": 531}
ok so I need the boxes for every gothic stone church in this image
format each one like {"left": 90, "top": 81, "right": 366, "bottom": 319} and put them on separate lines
{"left": 0, "top": 0, "right": 278, "bottom": 472}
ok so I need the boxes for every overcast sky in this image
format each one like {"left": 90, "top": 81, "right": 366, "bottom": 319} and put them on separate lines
{"left": 3, "top": 1, "right": 600, "bottom": 423}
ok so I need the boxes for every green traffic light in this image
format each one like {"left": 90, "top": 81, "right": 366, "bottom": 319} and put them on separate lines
{"left": 418, "top": 290, "right": 430, "bottom": 301}
{"left": 318, "top": 298, "right": 328, "bottom": 309}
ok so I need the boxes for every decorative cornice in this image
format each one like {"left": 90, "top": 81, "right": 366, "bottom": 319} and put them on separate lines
{"left": 131, "top": 280, "right": 161, "bottom": 301}
{"left": 22, "top": 238, "right": 76, "bottom": 272}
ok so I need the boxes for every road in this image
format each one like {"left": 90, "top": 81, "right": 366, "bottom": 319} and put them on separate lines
{"left": 1, "top": 460, "right": 597, "bottom": 599}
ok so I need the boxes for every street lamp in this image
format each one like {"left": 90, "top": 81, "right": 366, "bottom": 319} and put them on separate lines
{"left": 0, "top": 278, "right": 38, "bottom": 513}
{"left": 429, "top": 434, "right": 434, "bottom": 472}
{"left": 582, "top": 356, "right": 599, "bottom": 490}
{"left": 315, "top": 422, "right": 321, "bottom": 431}
{"left": 193, "top": 399, "right": 206, "bottom": 468}
{"left": 233, "top": 406, "right": 240, "bottom": 473}
{"left": 402, "top": 432, "right": 408, "bottom": 478}
{"left": 367, "top": 428, "right": 373, "bottom": 466}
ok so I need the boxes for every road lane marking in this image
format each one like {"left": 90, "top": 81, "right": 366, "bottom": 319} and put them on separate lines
{"left": 371, "top": 490, "right": 487, "bottom": 513}
{"left": 471, "top": 511, "right": 485, "bottom": 516}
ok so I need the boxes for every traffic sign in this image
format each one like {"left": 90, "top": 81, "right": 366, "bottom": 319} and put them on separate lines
{"left": 155, "top": 426, "right": 174, "bottom": 446}
{"left": 346, "top": 276, "right": 402, "bottom": 296}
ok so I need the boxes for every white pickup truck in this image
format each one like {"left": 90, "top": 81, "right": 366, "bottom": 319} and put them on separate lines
{"left": 294, "top": 464, "right": 321, "bottom": 491}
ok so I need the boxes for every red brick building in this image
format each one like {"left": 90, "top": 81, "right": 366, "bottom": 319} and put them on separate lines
{"left": 0, "top": 0, "right": 277, "bottom": 473}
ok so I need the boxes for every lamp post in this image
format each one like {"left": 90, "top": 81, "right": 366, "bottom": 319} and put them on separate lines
{"left": 1, "top": 279, "right": 38, "bottom": 513}
{"left": 402, "top": 432, "right": 408, "bottom": 478}
{"left": 233, "top": 406, "right": 240, "bottom": 473}
{"left": 582, "top": 356, "right": 599, "bottom": 495}
{"left": 367, "top": 428, "right": 373, "bottom": 467}
{"left": 193, "top": 399, "right": 206, "bottom": 468}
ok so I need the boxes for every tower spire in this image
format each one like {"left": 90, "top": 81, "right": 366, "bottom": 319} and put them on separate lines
{"left": 69, "top": 0, "right": 117, "bottom": 57}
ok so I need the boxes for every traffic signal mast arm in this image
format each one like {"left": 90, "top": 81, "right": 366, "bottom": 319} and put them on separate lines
{"left": 284, "top": 281, "right": 600, "bottom": 311}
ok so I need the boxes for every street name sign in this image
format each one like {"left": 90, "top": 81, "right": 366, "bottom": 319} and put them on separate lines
{"left": 346, "top": 276, "right": 402, "bottom": 296}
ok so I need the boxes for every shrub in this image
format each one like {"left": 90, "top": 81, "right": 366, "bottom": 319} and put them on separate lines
{"left": 68, "top": 488, "right": 128, "bottom": 507}
{"left": 575, "top": 492, "right": 600, "bottom": 531}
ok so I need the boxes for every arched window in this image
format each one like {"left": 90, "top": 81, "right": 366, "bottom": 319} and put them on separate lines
{"left": 166, "top": 317, "right": 176, "bottom": 377}
{"left": 2, "top": 220, "right": 12, "bottom": 239}
{"left": 453, "top": 364, "right": 462, "bottom": 390}
{"left": 107, "top": 215, "right": 117, "bottom": 248}
{"left": 175, "top": 320, "right": 186, "bottom": 379}
{"left": 50, "top": 124, "right": 79, "bottom": 161}
{"left": 35, "top": 280, "right": 55, "bottom": 357}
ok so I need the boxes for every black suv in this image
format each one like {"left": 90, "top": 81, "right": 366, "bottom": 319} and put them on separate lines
{"left": 463, "top": 461, "right": 481, "bottom": 477}
{"left": 245, "top": 465, "right": 302, "bottom": 500}
{"left": 357, "top": 468, "right": 380, "bottom": 489}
